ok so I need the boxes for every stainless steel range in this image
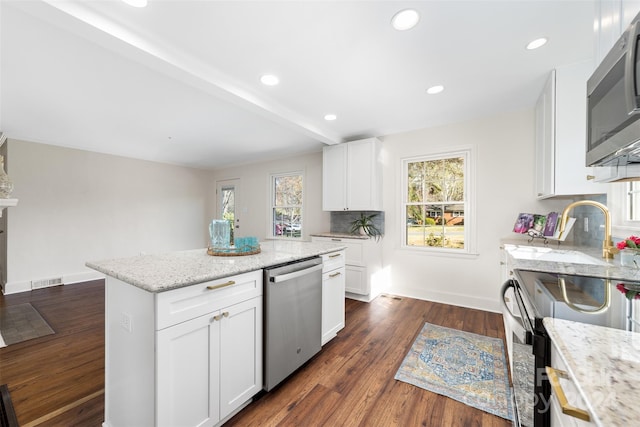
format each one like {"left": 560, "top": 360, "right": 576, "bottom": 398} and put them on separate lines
{"left": 501, "top": 270, "right": 636, "bottom": 427}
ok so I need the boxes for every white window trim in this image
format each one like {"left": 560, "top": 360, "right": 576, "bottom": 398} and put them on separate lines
{"left": 610, "top": 181, "right": 640, "bottom": 238}
{"left": 266, "top": 170, "right": 305, "bottom": 241}
{"left": 400, "top": 146, "right": 477, "bottom": 256}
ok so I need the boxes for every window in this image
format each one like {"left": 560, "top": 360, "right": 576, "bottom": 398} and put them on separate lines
{"left": 612, "top": 181, "right": 640, "bottom": 236}
{"left": 402, "top": 149, "right": 473, "bottom": 253}
{"left": 628, "top": 181, "right": 640, "bottom": 221}
{"left": 270, "top": 172, "right": 303, "bottom": 238}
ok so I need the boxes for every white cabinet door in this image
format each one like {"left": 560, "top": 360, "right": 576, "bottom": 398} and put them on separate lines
{"left": 536, "top": 61, "right": 604, "bottom": 199}
{"left": 322, "top": 266, "right": 346, "bottom": 345}
{"left": 345, "top": 265, "right": 367, "bottom": 295}
{"left": 322, "top": 144, "right": 348, "bottom": 211}
{"left": 322, "top": 138, "right": 382, "bottom": 211}
{"left": 157, "top": 313, "right": 220, "bottom": 427}
{"left": 219, "top": 297, "right": 263, "bottom": 420}
{"left": 535, "top": 70, "right": 555, "bottom": 198}
{"left": 346, "top": 138, "right": 383, "bottom": 211}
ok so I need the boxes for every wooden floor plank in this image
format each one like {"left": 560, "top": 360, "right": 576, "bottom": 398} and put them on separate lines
{"left": 1, "top": 284, "right": 511, "bottom": 427}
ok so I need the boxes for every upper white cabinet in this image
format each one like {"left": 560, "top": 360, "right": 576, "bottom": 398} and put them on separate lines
{"left": 595, "top": 0, "right": 640, "bottom": 65}
{"left": 535, "top": 60, "right": 605, "bottom": 199}
{"left": 323, "top": 137, "right": 383, "bottom": 211}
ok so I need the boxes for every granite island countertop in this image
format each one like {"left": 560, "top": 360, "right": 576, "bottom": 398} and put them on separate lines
{"left": 543, "top": 318, "right": 640, "bottom": 426}
{"left": 86, "top": 240, "right": 346, "bottom": 293}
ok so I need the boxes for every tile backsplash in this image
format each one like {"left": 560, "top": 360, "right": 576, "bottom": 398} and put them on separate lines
{"left": 330, "top": 211, "right": 385, "bottom": 235}
{"left": 570, "top": 194, "right": 607, "bottom": 248}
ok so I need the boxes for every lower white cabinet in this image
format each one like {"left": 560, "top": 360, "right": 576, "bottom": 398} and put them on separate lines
{"left": 321, "top": 251, "right": 345, "bottom": 345}
{"left": 103, "top": 270, "right": 263, "bottom": 427}
{"left": 548, "top": 342, "right": 595, "bottom": 427}
{"left": 156, "top": 296, "right": 262, "bottom": 426}
{"left": 312, "top": 236, "right": 384, "bottom": 302}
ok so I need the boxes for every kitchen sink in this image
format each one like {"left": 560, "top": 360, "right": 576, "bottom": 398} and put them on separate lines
{"left": 505, "top": 246, "right": 608, "bottom": 266}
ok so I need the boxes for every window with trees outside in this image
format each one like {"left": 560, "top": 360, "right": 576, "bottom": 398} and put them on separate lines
{"left": 271, "top": 172, "right": 303, "bottom": 239}
{"left": 403, "top": 150, "right": 471, "bottom": 252}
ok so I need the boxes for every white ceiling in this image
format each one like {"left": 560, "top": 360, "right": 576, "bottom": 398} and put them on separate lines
{"left": 0, "top": 0, "right": 595, "bottom": 170}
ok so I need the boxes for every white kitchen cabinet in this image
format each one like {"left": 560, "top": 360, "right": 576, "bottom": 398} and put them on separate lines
{"left": 595, "top": 0, "right": 640, "bottom": 65}
{"left": 548, "top": 341, "right": 595, "bottom": 427}
{"left": 320, "top": 250, "right": 346, "bottom": 345}
{"left": 322, "top": 137, "right": 383, "bottom": 211}
{"left": 104, "top": 270, "right": 263, "bottom": 427}
{"left": 312, "top": 236, "right": 384, "bottom": 302}
{"left": 535, "top": 60, "right": 604, "bottom": 199}
{"left": 157, "top": 297, "right": 262, "bottom": 426}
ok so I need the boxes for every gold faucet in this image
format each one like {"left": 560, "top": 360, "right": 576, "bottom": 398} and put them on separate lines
{"left": 558, "top": 200, "right": 618, "bottom": 260}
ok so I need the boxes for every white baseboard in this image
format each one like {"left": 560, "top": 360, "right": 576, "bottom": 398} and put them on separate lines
{"left": 389, "top": 286, "right": 501, "bottom": 313}
{"left": 3, "top": 271, "right": 105, "bottom": 295}
{"left": 2, "top": 280, "right": 31, "bottom": 295}
{"left": 64, "top": 271, "right": 105, "bottom": 284}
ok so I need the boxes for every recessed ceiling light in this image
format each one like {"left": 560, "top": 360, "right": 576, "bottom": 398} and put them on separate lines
{"left": 426, "top": 85, "right": 444, "bottom": 95}
{"left": 260, "top": 74, "right": 280, "bottom": 86}
{"left": 526, "top": 37, "right": 548, "bottom": 50}
{"left": 391, "top": 9, "right": 420, "bottom": 31}
{"left": 122, "top": 0, "right": 148, "bottom": 7}
{"left": 324, "top": 114, "right": 337, "bottom": 121}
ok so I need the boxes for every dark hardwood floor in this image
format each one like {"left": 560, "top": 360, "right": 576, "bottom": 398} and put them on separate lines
{"left": 0, "top": 282, "right": 511, "bottom": 427}
{"left": 0, "top": 280, "right": 105, "bottom": 426}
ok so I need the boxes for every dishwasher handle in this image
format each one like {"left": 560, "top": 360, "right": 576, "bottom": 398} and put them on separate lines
{"left": 269, "top": 263, "right": 323, "bottom": 283}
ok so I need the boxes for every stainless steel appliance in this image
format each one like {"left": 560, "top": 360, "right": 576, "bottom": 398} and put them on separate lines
{"left": 500, "top": 270, "right": 635, "bottom": 427}
{"left": 587, "top": 9, "right": 640, "bottom": 168}
{"left": 263, "top": 256, "right": 323, "bottom": 391}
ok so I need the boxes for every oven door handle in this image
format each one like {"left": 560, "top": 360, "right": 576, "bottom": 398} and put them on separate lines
{"left": 500, "top": 280, "right": 530, "bottom": 344}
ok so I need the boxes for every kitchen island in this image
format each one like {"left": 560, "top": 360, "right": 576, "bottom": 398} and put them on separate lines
{"left": 544, "top": 318, "right": 640, "bottom": 427}
{"left": 86, "top": 240, "right": 345, "bottom": 427}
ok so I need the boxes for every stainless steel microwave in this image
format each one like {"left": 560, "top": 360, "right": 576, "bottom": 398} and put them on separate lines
{"left": 587, "top": 11, "right": 640, "bottom": 167}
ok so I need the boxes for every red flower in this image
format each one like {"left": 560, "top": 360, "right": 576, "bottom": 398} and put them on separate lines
{"left": 618, "top": 236, "right": 640, "bottom": 249}
{"left": 616, "top": 283, "right": 640, "bottom": 299}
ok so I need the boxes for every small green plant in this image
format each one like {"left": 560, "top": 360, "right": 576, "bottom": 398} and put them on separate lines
{"left": 350, "top": 213, "right": 383, "bottom": 241}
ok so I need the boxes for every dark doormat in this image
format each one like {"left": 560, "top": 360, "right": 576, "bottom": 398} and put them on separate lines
{"left": 0, "top": 303, "right": 55, "bottom": 348}
{"left": 0, "top": 384, "right": 18, "bottom": 427}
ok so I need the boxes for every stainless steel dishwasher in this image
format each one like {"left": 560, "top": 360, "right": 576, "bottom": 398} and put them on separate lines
{"left": 263, "top": 256, "right": 323, "bottom": 391}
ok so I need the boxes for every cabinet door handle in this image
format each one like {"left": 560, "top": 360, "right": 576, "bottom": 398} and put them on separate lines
{"left": 545, "top": 367, "right": 591, "bottom": 422}
{"left": 206, "top": 280, "right": 236, "bottom": 291}
{"left": 586, "top": 174, "right": 595, "bottom": 180}
{"left": 329, "top": 272, "right": 342, "bottom": 278}
{"left": 223, "top": 312, "right": 229, "bottom": 317}
{"left": 212, "top": 314, "right": 223, "bottom": 321}
{"left": 329, "top": 253, "right": 342, "bottom": 258}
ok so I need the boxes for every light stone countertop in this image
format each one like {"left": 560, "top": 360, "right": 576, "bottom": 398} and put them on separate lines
{"left": 86, "top": 240, "right": 346, "bottom": 293}
{"left": 310, "top": 232, "right": 370, "bottom": 240}
{"left": 501, "top": 238, "right": 640, "bottom": 282}
{"left": 543, "top": 318, "right": 640, "bottom": 427}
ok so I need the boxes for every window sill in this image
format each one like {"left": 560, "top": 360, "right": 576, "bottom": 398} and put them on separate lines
{"left": 401, "top": 246, "right": 479, "bottom": 259}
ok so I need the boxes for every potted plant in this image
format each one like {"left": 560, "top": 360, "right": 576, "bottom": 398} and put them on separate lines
{"left": 350, "top": 213, "right": 383, "bottom": 241}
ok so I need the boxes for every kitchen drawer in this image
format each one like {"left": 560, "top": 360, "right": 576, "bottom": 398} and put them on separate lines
{"left": 312, "top": 236, "right": 365, "bottom": 266}
{"left": 548, "top": 343, "right": 594, "bottom": 426}
{"left": 156, "top": 270, "right": 262, "bottom": 330}
{"left": 321, "top": 250, "right": 346, "bottom": 273}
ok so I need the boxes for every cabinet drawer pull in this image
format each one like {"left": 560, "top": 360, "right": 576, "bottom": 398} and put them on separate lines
{"left": 545, "top": 367, "right": 591, "bottom": 422}
{"left": 329, "top": 272, "right": 342, "bottom": 278}
{"left": 329, "top": 253, "right": 342, "bottom": 258}
{"left": 331, "top": 238, "right": 342, "bottom": 242}
{"left": 206, "top": 280, "right": 236, "bottom": 291}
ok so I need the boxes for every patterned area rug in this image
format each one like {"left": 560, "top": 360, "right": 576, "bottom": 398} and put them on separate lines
{"left": 0, "top": 303, "right": 54, "bottom": 348}
{"left": 395, "top": 322, "right": 513, "bottom": 421}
